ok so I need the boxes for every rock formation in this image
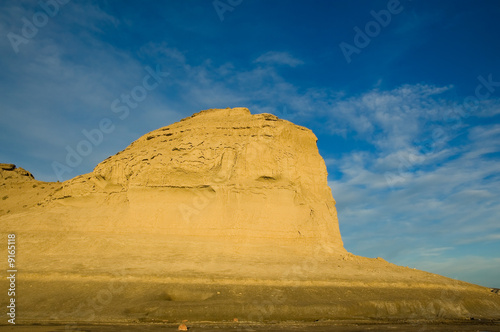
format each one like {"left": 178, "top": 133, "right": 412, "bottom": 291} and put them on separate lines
{"left": 59, "top": 107, "right": 344, "bottom": 251}
{"left": 1, "top": 163, "right": 60, "bottom": 217}
{"left": 1, "top": 108, "right": 499, "bottom": 325}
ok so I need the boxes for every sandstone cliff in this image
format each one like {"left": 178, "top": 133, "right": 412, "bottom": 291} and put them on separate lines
{"left": 1, "top": 108, "right": 499, "bottom": 324}
{"left": 52, "top": 107, "right": 344, "bottom": 251}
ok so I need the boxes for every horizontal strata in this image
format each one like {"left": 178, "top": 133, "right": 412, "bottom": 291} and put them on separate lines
{"left": 17, "top": 273, "right": 489, "bottom": 290}
{"left": 1, "top": 107, "right": 499, "bottom": 323}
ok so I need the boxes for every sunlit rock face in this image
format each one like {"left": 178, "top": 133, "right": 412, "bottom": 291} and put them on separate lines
{"left": 62, "top": 107, "right": 345, "bottom": 251}
{"left": 2, "top": 108, "right": 500, "bottom": 324}
{"left": 2, "top": 107, "right": 346, "bottom": 282}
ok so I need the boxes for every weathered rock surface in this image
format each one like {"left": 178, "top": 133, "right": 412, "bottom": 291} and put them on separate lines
{"left": 1, "top": 108, "right": 499, "bottom": 324}
{"left": 48, "top": 107, "right": 343, "bottom": 251}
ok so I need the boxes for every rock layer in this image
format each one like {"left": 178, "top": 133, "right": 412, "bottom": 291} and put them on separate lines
{"left": 1, "top": 108, "right": 499, "bottom": 324}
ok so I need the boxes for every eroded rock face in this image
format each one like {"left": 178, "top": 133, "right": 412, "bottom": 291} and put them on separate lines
{"left": 57, "top": 107, "right": 344, "bottom": 251}
{"left": 2, "top": 108, "right": 500, "bottom": 323}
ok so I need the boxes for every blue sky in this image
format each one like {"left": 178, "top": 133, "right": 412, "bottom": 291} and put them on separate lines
{"left": 1, "top": 0, "right": 499, "bottom": 287}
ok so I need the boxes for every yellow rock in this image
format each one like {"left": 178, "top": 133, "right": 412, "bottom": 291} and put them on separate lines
{"left": 1, "top": 108, "right": 499, "bottom": 323}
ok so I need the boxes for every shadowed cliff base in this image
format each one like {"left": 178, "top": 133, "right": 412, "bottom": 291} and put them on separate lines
{"left": 1, "top": 108, "right": 499, "bottom": 325}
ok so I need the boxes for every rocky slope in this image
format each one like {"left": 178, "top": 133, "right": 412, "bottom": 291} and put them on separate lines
{"left": 1, "top": 108, "right": 499, "bottom": 325}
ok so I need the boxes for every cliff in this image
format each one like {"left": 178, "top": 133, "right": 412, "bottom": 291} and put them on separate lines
{"left": 1, "top": 108, "right": 499, "bottom": 325}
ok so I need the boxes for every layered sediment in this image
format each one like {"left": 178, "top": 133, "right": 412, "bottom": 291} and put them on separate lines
{"left": 1, "top": 108, "right": 499, "bottom": 324}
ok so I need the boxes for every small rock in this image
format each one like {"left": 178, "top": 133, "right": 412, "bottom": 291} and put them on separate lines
{"left": 0, "top": 163, "right": 16, "bottom": 171}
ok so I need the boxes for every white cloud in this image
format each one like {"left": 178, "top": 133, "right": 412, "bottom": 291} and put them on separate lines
{"left": 254, "top": 51, "right": 304, "bottom": 67}
{"left": 417, "top": 247, "right": 454, "bottom": 257}
{"left": 324, "top": 84, "right": 457, "bottom": 153}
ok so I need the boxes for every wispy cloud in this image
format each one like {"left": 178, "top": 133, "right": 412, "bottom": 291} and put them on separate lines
{"left": 418, "top": 247, "right": 454, "bottom": 257}
{"left": 324, "top": 84, "right": 456, "bottom": 151}
{"left": 254, "top": 51, "right": 304, "bottom": 67}
{"left": 457, "top": 233, "right": 500, "bottom": 245}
